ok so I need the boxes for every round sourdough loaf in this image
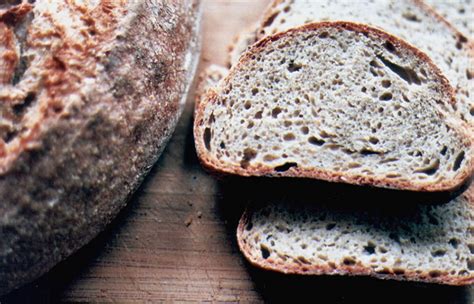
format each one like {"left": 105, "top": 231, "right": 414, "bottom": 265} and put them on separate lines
{"left": 0, "top": 0, "right": 200, "bottom": 295}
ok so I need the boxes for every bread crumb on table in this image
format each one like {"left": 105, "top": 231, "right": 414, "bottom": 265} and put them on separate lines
{"left": 184, "top": 215, "right": 193, "bottom": 227}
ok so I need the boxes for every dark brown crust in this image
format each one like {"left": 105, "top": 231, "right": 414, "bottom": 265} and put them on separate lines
{"left": 0, "top": 0, "right": 201, "bottom": 296}
{"left": 236, "top": 186, "right": 474, "bottom": 286}
{"left": 194, "top": 21, "right": 473, "bottom": 192}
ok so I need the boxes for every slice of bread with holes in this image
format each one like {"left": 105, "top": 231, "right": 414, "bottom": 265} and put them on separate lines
{"left": 227, "top": 0, "right": 474, "bottom": 129}
{"left": 194, "top": 21, "right": 472, "bottom": 192}
{"left": 237, "top": 183, "right": 474, "bottom": 285}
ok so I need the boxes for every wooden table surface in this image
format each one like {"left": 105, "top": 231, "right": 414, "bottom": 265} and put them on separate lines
{"left": 2, "top": 1, "right": 473, "bottom": 303}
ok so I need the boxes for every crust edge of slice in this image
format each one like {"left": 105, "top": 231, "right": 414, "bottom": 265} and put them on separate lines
{"left": 194, "top": 21, "right": 473, "bottom": 192}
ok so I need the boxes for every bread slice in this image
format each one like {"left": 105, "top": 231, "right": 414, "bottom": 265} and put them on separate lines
{"left": 424, "top": 0, "right": 473, "bottom": 39}
{"left": 195, "top": 64, "right": 229, "bottom": 108}
{"left": 227, "top": 24, "right": 259, "bottom": 68}
{"left": 194, "top": 21, "right": 472, "bottom": 192}
{"left": 237, "top": 183, "right": 474, "bottom": 285}
{"left": 229, "top": 0, "right": 473, "bottom": 128}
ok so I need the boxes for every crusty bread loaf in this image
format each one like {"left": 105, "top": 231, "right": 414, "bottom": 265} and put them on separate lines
{"left": 424, "top": 0, "right": 473, "bottom": 39}
{"left": 194, "top": 21, "right": 472, "bottom": 192}
{"left": 227, "top": 0, "right": 473, "bottom": 128}
{"left": 0, "top": 0, "right": 200, "bottom": 295}
{"left": 237, "top": 182, "right": 474, "bottom": 285}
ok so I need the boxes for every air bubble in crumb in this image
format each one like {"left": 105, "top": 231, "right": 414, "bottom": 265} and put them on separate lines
{"left": 283, "top": 133, "right": 295, "bottom": 141}
{"left": 272, "top": 107, "right": 282, "bottom": 118}
{"left": 381, "top": 80, "right": 391, "bottom": 88}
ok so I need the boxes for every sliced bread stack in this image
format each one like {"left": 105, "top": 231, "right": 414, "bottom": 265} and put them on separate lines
{"left": 194, "top": 0, "right": 473, "bottom": 285}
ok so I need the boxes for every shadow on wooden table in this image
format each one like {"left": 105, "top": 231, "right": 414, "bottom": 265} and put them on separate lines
{"left": 244, "top": 268, "right": 471, "bottom": 304}
{"left": 216, "top": 177, "right": 473, "bottom": 304}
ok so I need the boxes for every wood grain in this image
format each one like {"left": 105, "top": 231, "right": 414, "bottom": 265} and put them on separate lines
{"left": 1, "top": 1, "right": 473, "bottom": 303}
